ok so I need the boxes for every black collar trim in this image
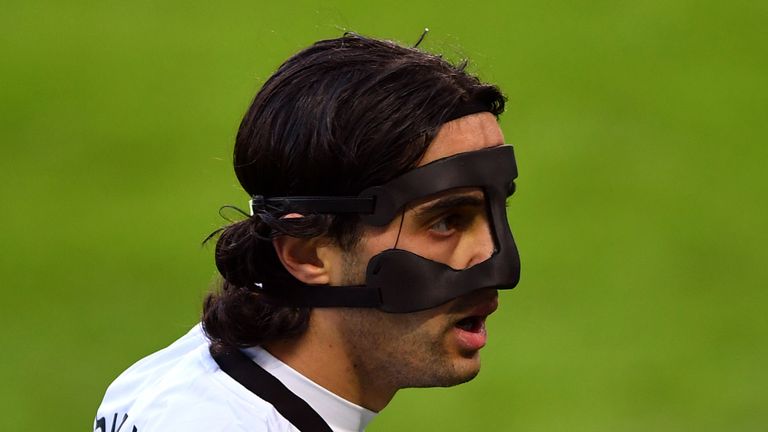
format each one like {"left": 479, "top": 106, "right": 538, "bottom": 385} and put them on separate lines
{"left": 210, "top": 344, "right": 333, "bottom": 432}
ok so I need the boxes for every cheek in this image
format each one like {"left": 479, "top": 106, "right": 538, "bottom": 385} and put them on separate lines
{"left": 356, "top": 221, "right": 403, "bottom": 259}
{"left": 330, "top": 223, "right": 401, "bottom": 286}
{"left": 399, "top": 234, "right": 459, "bottom": 263}
{"left": 385, "top": 309, "right": 452, "bottom": 347}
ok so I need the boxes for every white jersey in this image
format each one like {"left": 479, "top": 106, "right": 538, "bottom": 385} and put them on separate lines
{"left": 95, "top": 325, "right": 376, "bottom": 432}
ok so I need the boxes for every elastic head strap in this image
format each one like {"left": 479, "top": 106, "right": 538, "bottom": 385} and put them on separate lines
{"left": 249, "top": 146, "right": 515, "bottom": 224}
{"left": 445, "top": 101, "right": 489, "bottom": 122}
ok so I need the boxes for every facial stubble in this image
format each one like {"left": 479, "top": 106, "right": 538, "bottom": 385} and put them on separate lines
{"left": 335, "top": 248, "right": 481, "bottom": 391}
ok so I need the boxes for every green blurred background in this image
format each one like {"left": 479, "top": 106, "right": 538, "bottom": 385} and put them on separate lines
{"left": 2, "top": 0, "right": 766, "bottom": 430}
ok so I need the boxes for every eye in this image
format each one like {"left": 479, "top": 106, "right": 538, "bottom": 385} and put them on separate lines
{"left": 428, "top": 212, "right": 472, "bottom": 236}
{"left": 430, "top": 218, "right": 451, "bottom": 234}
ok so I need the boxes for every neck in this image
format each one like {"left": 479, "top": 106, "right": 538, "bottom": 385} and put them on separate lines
{"left": 263, "top": 309, "right": 396, "bottom": 412}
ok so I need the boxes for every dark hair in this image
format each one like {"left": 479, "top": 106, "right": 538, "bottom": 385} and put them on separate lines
{"left": 203, "top": 33, "right": 506, "bottom": 348}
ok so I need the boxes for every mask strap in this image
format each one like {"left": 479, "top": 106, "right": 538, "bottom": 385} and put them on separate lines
{"left": 445, "top": 103, "right": 490, "bottom": 122}
{"left": 392, "top": 208, "right": 406, "bottom": 249}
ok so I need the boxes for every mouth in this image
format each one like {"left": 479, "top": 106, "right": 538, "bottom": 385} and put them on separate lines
{"left": 451, "top": 294, "right": 498, "bottom": 351}
{"left": 454, "top": 315, "right": 486, "bottom": 333}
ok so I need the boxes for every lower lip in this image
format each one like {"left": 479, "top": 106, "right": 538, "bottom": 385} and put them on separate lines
{"left": 453, "top": 320, "right": 488, "bottom": 352}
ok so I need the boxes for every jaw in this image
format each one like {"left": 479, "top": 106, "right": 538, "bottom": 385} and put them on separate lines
{"left": 277, "top": 288, "right": 497, "bottom": 410}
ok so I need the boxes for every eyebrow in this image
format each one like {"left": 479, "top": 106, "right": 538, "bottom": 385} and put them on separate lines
{"left": 412, "top": 193, "right": 485, "bottom": 218}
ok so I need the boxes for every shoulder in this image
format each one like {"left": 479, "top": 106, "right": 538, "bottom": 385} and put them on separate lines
{"left": 95, "top": 398, "right": 293, "bottom": 432}
{"left": 95, "top": 406, "right": 293, "bottom": 432}
{"left": 95, "top": 325, "right": 298, "bottom": 432}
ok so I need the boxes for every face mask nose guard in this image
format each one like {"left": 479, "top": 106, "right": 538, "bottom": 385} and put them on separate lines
{"left": 245, "top": 145, "right": 521, "bottom": 313}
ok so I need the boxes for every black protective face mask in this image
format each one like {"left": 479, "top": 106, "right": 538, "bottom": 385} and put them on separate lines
{"left": 247, "top": 145, "right": 520, "bottom": 313}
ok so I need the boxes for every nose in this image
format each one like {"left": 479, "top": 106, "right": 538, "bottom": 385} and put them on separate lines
{"left": 453, "top": 218, "right": 494, "bottom": 270}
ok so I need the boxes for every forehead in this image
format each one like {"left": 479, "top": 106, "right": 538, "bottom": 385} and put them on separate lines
{"left": 418, "top": 112, "right": 505, "bottom": 166}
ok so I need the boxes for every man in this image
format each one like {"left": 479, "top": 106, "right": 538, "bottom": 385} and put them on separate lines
{"left": 95, "top": 33, "right": 521, "bottom": 432}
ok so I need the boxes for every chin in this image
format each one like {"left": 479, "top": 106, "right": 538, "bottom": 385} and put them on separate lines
{"left": 405, "top": 354, "right": 482, "bottom": 389}
{"left": 451, "top": 355, "right": 482, "bottom": 385}
{"left": 435, "top": 353, "right": 483, "bottom": 388}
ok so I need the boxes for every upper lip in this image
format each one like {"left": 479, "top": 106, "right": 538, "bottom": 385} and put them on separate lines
{"left": 454, "top": 290, "right": 499, "bottom": 320}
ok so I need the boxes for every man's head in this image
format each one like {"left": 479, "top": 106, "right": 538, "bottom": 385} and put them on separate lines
{"left": 203, "top": 34, "right": 513, "bottom": 390}
{"left": 316, "top": 112, "right": 508, "bottom": 392}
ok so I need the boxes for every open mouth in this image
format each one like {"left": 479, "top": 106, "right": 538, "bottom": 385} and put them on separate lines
{"left": 455, "top": 315, "right": 485, "bottom": 333}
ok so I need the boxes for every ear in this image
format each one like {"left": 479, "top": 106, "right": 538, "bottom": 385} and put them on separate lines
{"left": 272, "top": 235, "right": 332, "bottom": 285}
